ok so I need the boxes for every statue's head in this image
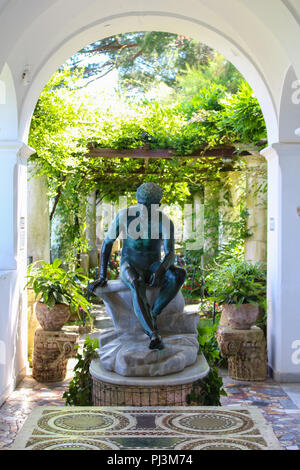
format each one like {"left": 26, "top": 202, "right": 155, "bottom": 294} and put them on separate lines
{"left": 136, "top": 182, "right": 163, "bottom": 207}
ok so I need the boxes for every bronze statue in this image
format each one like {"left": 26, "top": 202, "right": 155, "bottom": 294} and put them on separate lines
{"left": 89, "top": 183, "right": 186, "bottom": 350}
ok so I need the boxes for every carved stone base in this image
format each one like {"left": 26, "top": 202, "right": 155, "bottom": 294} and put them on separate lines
{"left": 32, "top": 328, "right": 78, "bottom": 382}
{"left": 216, "top": 326, "right": 267, "bottom": 381}
{"left": 90, "top": 354, "right": 210, "bottom": 406}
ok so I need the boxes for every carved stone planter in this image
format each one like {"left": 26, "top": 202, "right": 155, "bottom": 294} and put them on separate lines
{"left": 36, "top": 302, "right": 70, "bottom": 331}
{"left": 222, "top": 304, "right": 259, "bottom": 330}
{"left": 216, "top": 325, "right": 267, "bottom": 381}
{"left": 32, "top": 328, "right": 78, "bottom": 382}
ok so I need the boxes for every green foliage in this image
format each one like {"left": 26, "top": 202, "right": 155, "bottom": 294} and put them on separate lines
{"left": 174, "top": 53, "right": 244, "bottom": 100}
{"left": 198, "top": 322, "right": 221, "bottom": 366}
{"left": 180, "top": 83, "right": 226, "bottom": 118}
{"left": 186, "top": 369, "right": 227, "bottom": 406}
{"left": 63, "top": 337, "right": 99, "bottom": 406}
{"left": 186, "top": 317, "right": 227, "bottom": 406}
{"left": 26, "top": 259, "right": 91, "bottom": 314}
{"left": 206, "top": 259, "right": 266, "bottom": 307}
{"left": 218, "top": 82, "right": 267, "bottom": 144}
{"left": 178, "top": 251, "right": 203, "bottom": 300}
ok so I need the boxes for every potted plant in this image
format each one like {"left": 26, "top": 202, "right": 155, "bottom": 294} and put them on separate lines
{"left": 27, "top": 259, "right": 91, "bottom": 331}
{"left": 205, "top": 260, "right": 266, "bottom": 330}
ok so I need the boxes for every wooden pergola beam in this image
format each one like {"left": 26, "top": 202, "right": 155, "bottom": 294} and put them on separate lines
{"left": 86, "top": 144, "right": 250, "bottom": 160}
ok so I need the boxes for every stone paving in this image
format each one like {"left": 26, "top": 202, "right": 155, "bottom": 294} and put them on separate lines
{"left": 220, "top": 374, "right": 300, "bottom": 450}
{"left": 0, "top": 305, "right": 299, "bottom": 450}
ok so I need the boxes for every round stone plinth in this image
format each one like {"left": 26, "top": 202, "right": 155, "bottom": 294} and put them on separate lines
{"left": 90, "top": 354, "right": 209, "bottom": 406}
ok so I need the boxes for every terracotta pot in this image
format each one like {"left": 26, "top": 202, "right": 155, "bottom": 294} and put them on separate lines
{"left": 222, "top": 304, "right": 259, "bottom": 330}
{"left": 36, "top": 302, "right": 70, "bottom": 331}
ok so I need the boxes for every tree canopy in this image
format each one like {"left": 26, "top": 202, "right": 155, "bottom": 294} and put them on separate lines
{"left": 69, "top": 32, "right": 214, "bottom": 94}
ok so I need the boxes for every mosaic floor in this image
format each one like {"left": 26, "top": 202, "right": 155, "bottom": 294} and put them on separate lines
{"left": 11, "top": 406, "right": 281, "bottom": 450}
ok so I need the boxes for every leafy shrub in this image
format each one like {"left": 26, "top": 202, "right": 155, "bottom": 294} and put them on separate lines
{"left": 27, "top": 259, "right": 91, "bottom": 314}
{"left": 198, "top": 319, "right": 227, "bottom": 368}
{"left": 63, "top": 337, "right": 99, "bottom": 406}
{"left": 189, "top": 317, "right": 227, "bottom": 406}
{"left": 186, "top": 368, "right": 227, "bottom": 406}
{"left": 218, "top": 82, "right": 266, "bottom": 144}
{"left": 205, "top": 259, "right": 266, "bottom": 307}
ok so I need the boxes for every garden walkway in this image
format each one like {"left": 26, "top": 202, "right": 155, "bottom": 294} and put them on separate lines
{"left": 0, "top": 305, "right": 299, "bottom": 450}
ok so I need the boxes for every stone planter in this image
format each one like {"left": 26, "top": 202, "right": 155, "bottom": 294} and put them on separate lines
{"left": 222, "top": 303, "right": 259, "bottom": 330}
{"left": 36, "top": 302, "right": 70, "bottom": 331}
{"left": 32, "top": 328, "right": 78, "bottom": 382}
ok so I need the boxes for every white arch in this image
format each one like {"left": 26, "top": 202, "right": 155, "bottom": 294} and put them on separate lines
{"left": 19, "top": 12, "right": 279, "bottom": 143}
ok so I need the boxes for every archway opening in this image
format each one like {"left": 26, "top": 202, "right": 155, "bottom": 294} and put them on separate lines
{"left": 26, "top": 31, "right": 268, "bottom": 382}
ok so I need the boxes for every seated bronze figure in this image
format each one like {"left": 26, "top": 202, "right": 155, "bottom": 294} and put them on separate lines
{"left": 89, "top": 183, "right": 186, "bottom": 350}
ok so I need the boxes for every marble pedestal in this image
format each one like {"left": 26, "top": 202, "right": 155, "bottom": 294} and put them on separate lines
{"left": 92, "top": 280, "right": 200, "bottom": 377}
{"left": 216, "top": 325, "right": 267, "bottom": 381}
{"left": 90, "top": 354, "right": 209, "bottom": 406}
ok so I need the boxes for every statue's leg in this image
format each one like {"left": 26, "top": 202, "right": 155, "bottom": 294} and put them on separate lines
{"left": 121, "top": 262, "right": 164, "bottom": 349}
{"left": 151, "top": 265, "right": 186, "bottom": 320}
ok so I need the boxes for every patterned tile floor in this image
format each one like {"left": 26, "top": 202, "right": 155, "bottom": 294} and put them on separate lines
{"left": 11, "top": 406, "right": 281, "bottom": 450}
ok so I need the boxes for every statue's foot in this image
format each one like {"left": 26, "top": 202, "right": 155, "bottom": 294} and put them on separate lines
{"left": 149, "top": 333, "right": 164, "bottom": 350}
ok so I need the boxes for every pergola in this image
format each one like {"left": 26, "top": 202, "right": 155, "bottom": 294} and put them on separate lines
{"left": 1, "top": 1, "right": 300, "bottom": 405}
{"left": 84, "top": 144, "right": 251, "bottom": 179}
{"left": 86, "top": 144, "right": 251, "bottom": 160}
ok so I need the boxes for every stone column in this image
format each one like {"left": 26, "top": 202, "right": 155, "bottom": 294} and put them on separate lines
{"left": 27, "top": 162, "right": 50, "bottom": 263}
{"left": 86, "top": 191, "right": 98, "bottom": 268}
{"left": 261, "top": 143, "right": 300, "bottom": 382}
{"left": 203, "top": 181, "right": 220, "bottom": 262}
{"left": 243, "top": 155, "right": 267, "bottom": 263}
{"left": 219, "top": 171, "right": 243, "bottom": 247}
{"left": 184, "top": 192, "right": 204, "bottom": 253}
